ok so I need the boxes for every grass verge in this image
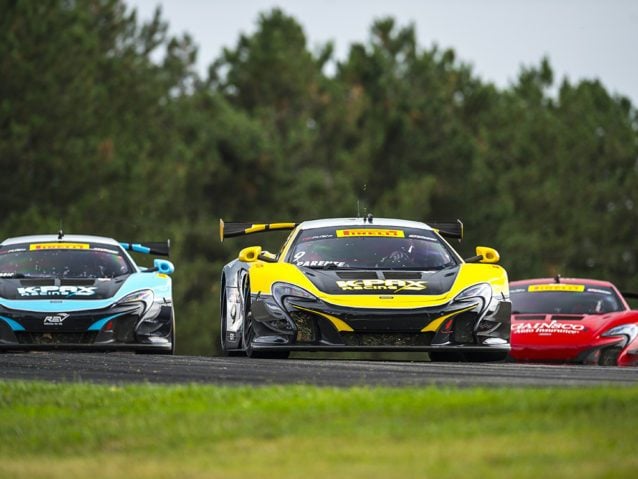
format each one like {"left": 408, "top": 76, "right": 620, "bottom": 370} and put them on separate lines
{"left": 1, "top": 381, "right": 637, "bottom": 478}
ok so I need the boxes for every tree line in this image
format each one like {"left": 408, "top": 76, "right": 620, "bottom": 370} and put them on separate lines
{"left": 2, "top": 1, "right": 637, "bottom": 354}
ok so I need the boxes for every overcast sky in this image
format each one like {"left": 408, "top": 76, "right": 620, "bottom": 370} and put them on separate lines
{"left": 130, "top": 0, "right": 638, "bottom": 105}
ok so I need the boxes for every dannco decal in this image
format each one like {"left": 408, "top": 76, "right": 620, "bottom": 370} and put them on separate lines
{"left": 336, "top": 279, "right": 427, "bottom": 292}
{"left": 336, "top": 229, "right": 405, "bottom": 238}
{"left": 29, "top": 243, "right": 89, "bottom": 251}
{"left": 528, "top": 284, "right": 585, "bottom": 293}
{"left": 512, "top": 320, "right": 587, "bottom": 335}
{"left": 43, "top": 313, "right": 69, "bottom": 326}
{"left": 17, "top": 286, "right": 98, "bottom": 297}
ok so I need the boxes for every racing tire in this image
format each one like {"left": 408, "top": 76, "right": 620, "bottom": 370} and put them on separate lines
{"left": 220, "top": 283, "right": 245, "bottom": 357}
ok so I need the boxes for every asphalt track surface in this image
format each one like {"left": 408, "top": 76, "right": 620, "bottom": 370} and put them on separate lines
{"left": 1, "top": 352, "right": 637, "bottom": 387}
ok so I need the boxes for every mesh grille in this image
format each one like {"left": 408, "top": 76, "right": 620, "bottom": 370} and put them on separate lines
{"left": 341, "top": 332, "right": 433, "bottom": 347}
{"left": 289, "top": 310, "right": 318, "bottom": 342}
{"left": 452, "top": 311, "right": 476, "bottom": 343}
{"left": 15, "top": 332, "right": 98, "bottom": 345}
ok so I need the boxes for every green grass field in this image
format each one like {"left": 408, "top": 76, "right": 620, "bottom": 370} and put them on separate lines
{"left": 1, "top": 381, "right": 637, "bottom": 479}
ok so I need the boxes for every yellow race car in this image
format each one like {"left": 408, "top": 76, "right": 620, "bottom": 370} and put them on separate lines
{"left": 219, "top": 216, "right": 511, "bottom": 360}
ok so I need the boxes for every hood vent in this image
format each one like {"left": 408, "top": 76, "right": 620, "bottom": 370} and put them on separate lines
{"left": 60, "top": 279, "right": 96, "bottom": 286}
{"left": 383, "top": 271, "right": 422, "bottom": 279}
{"left": 551, "top": 314, "right": 585, "bottom": 321}
{"left": 336, "top": 271, "right": 378, "bottom": 280}
{"left": 19, "top": 279, "right": 55, "bottom": 286}
{"left": 512, "top": 314, "right": 546, "bottom": 320}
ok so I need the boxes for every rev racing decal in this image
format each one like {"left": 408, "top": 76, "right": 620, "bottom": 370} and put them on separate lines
{"left": 17, "top": 286, "right": 98, "bottom": 297}
{"left": 336, "top": 279, "right": 427, "bottom": 292}
{"left": 43, "top": 313, "right": 70, "bottom": 326}
{"left": 336, "top": 229, "right": 405, "bottom": 238}
{"left": 512, "top": 320, "right": 587, "bottom": 335}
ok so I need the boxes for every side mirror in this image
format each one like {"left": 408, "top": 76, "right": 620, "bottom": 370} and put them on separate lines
{"left": 239, "top": 246, "right": 262, "bottom": 263}
{"left": 476, "top": 246, "right": 500, "bottom": 264}
{"left": 153, "top": 258, "right": 175, "bottom": 274}
{"left": 238, "top": 246, "right": 278, "bottom": 263}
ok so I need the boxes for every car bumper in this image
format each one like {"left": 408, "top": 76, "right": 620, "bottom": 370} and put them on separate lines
{"left": 245, "top": 293, "right": 511, "bottom": 352}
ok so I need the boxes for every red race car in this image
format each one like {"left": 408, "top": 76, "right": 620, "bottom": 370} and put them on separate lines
{"left": 510, "top": 277, "right": 638, "bottom": 366}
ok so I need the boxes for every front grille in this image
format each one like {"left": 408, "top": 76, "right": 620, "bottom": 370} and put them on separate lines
{"left": 114, "top": 315, "right": 138, "bottom": 342}
{"left": 452, "top": 311, "right": 476, "bottom": 343}
{"left": 341, "top": 332, "right": 433, "bottom": 347}
{"left": 599, "top": 346, "right": 622, "bottom": 366}
{"left": 15, "top": 332, "right": 98, "bottom": 345}
{"left": 289, "top": 310, "right": 318, "bottom": 342}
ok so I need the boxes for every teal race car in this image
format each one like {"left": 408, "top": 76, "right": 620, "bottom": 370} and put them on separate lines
{"left": 0, "top": 233, "right": 175, "bottom": 354}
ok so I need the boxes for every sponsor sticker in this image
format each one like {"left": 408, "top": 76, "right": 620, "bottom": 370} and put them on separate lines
{"left": 528, "top": 284, "right": 585, "bottom": 293}
{"left": 29, "top": 243, "right": 89, "bottom": 251}
{"left": 336, "top": 229, "right": 405, "bottom": 238}
{"left": 301, "top": 234, "right": 335, "bottom": 242}
{"left": 17, "top": 286, "right": 97, "bottom": 297}
{"left": 512, "top": 320, "right": 587, "bottom": 335}
{"left": 296, "top": 260, "right": 346, "bottom": 267}
{"left": 43, "top": 313, "right": 69, "bottom": 326}
{"left": 336, "top": 279, "right": 427, "bottom": 292}
{"left": 586, "top": 288, "right": 612, "bottom": 295}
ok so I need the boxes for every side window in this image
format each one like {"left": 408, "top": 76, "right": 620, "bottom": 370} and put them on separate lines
{"left": 278, "top": 229, "right": 300, "bottom": 260}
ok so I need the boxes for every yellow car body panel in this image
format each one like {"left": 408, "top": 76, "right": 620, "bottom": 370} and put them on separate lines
{"left": 248, "top": 261, "right": 508, "bottom": 309}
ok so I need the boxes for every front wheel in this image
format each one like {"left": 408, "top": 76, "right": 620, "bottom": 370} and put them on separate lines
{"left": 220, "top": 283, "right": 245, "bottom": 357}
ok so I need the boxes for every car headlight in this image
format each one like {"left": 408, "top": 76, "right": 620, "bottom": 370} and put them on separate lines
{"left": 115, "top": 289, "right": 155, "bottom": 313}
{"left": 272, "top": 282, "right": 317, "bottom": 309}
{"left": 602, "top": 324, "right": 638, "bottom": 346}
{"left": 452, "top": 283, "right": 492, "bottom": 315}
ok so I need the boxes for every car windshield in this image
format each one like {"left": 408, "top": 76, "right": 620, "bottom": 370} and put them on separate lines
{"left": 510, "top": 284, "right": 624, "bottom": 314}
{"left": 0, "top": 241, "right": 133, "bottom": 279}
{"left": 286, "top": 226, "right": 459, "bottom": 270}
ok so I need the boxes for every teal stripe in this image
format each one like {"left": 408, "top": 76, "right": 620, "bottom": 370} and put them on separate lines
{"left": 0, "top": 315, "right": 26, "bottom": 331}
{"left": 87, "top": 312, "right": 127, "bottom": 331}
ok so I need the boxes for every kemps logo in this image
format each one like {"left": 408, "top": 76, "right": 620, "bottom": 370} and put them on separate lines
{"left": 17, "top": 286, "right": 98, "bottom": 297}
{"left": 512, "top": 320, "right": 587, "bottom": 336}
{"left": 43, "top": 313, "right": 69, "bottom": 326}
{"left": 336, "top": 279, "right": 427, "bottom": 292}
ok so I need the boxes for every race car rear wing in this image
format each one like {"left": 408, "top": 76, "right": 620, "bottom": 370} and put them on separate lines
{"left": 219, "top": 219, "right": 297, "bottom": 242}
{"left": 120, "top": 240, "right": 170, "bottom": 257}
{"left": 428, "top": 220, "right": 463, "bottom": 240}
{"left": 219, "top": 219, "right": 462, "bottom": 241}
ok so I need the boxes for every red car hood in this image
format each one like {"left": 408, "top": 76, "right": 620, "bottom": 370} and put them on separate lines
{"left": 510, "top": 310, "right": 638, "bottom": 361}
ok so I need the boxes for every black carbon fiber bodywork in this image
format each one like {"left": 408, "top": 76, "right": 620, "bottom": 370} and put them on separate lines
{"left": 0, "top": 302, "right": 174, "bottom": 352}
